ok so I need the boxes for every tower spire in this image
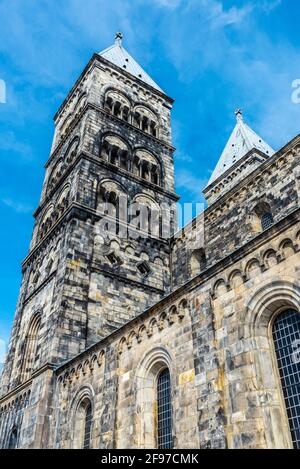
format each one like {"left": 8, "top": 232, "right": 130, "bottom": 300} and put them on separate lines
{"left": 205, "top": 110, "right": 275, "bottom": 189}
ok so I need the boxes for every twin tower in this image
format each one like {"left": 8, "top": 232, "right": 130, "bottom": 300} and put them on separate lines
{"left": 1, "top": 35, "right": 178, "bottom": 397}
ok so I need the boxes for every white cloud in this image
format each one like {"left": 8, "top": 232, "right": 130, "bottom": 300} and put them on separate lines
{"left": 175, "top": 169, "right": 207, "bottom": 200}
{"left": 2, "top": 198, "right": 33, "bottom": 214}
{"left": 153, "top": 0, "right": 181, "bottom": 8}
{"left": 259, "top": 0, "right": 282, "bottom": 13}
{"left": 0, "top": 131, "right": 33, "bottom": 159}
{"left": 174, "top": 150, "right": 193, "bottom": 162}
{"left": 206, "top": 2, "right": 253, "bottom": 29}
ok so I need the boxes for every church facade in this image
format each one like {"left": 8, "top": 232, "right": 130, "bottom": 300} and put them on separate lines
{"left": 1, "top": 34, "right": 300, "bottom": 449}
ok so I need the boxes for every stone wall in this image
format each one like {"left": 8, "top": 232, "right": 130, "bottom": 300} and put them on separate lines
{"left": 171, "top": 134, "right": 300, "bottom": 289}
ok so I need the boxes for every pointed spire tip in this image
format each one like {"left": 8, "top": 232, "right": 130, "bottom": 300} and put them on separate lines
{"left": 235, "top": 108, "right": 243, "bottom": 122}
{"left": 115, "top": 32, "right": 123, "bottom": 46}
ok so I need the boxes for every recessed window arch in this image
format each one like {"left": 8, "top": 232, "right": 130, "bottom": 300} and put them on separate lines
{"left": 70, "top": 387, "right": 94, "bottom": 449}
{"left": 97, "top": 180, "right": 128, "bottom": 237}
{"left": 131, "top": 195, "right": 160, "bottom": 237}
{"left": 8, "top": 426, "right": 18, "bottom": 449}
{"left": 47, "top": 159, "right": 64, "bottom": 192}
{"left": 190, "top": 248, "right": 206, "bottom": 276}
{"left": 65, "top": 137, "right": 80, "bottom": 164}
{"left": 134, "top": 149, "right": 161, "bottom": 186}
{"left": 39, "top": 205, "right": 54, "bottom": 240}
{"left": 22, "top": 313, "right": 42, "bottom": 381}
{"left": 56, "top": 184, "right": 70, "bottom": 216}
{"left": 135, "top": 348, "right": 173, "bottom": 449}
{"left": 250, "top": 201, "right": 274, "bottom": 233}
{"left": 60, "top": 114, "right": 72, "bottom": 137}
{"left": 75, "top": 93, "right": 86, "bottom": 114}
{"left": 104, "top": 90, "right": 131, "bottom": 122}
{"left": 272, "top": 309, "right": 300, "bottom": 449}
{"left": 100, "top": 135, "right": 130, "bottom": 171}
{"left": 133, "top": 105, "right": 158, "bottom": 137}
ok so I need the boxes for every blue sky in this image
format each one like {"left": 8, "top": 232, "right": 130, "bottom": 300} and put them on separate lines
{"left": 0, "top": 0, "right": 299, "bottom": 349}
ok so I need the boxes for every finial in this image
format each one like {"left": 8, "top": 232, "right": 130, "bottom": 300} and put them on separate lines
{"left": 235, "top": 108, "right": 243, "bottom": 122}
{"left": 115, "top": 32, "right": 123, "bottom": 46}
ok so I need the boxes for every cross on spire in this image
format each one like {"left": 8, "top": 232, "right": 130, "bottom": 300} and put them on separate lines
{"left": 115, "top": 32, "right": 123, "bottom": 46}
{"left": 235, "top": 108, "right": 243, "bottom": 122}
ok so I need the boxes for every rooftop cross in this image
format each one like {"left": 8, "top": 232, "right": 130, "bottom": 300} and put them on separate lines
{"left": 115, "top": 32, "right": 123, "bottom": 46}
{"left": 235, "top": 108, "right": 243, "bottom": 122}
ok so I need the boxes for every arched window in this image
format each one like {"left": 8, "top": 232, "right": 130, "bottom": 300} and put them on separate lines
{"left": 132, "top": 106, "right": 158, "bottom": 137}
{"left": 74, "top": 398, "right": 93, "bottom": 449}
{"left": 134, "top": 349, "right": 175, "bottom": 449}
{"left": 100, "top": 135, "right": 129, "bottom": 171}
{"left": 273, "top": 310, "right": 300, "bottom": 449}
{"left": 22, "top": 314, "right": 41, "bottom": 381}
{"left": 157, "top": 368, "right": 173, "bottom": 449}
{"left": 131, "top": 195, "right": 160, "bottom": 237}
{"left": 134, "top": 150, "right": 161, "bottom": 186}
{"left": 104, "top": 91, "right": 131, "bottom": 123}
{"left": 83, "top": 401, "right": 93, "bottom": 449}
{"left": 190, "top": 248, "right": 206, "bottom": 276}
{"left": 8, "top": 427, "right": 18, "bottom": 449}
{"left": 250, "top": 201, "right": 273, "bottom": 234}
{"left": 261, "top": 212, "right": 274, "bottom": 231}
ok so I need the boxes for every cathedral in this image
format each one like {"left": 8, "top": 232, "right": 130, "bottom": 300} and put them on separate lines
{"left": 1, "top": 33, "right": 300, "bottom": 450}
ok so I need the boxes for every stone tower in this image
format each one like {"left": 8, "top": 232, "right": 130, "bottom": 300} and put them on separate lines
{"left": 0, "top": 34, "right": 177, "bottom": 448}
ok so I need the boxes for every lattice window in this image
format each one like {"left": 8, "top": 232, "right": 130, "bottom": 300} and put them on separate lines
{"left": 157, "top": 368, "right": 173, "bottom": 449}
{"left": 261, "top": 212, "right": 274, "bottom": 231}
{"left": 273, "top": 309, "right": 300, "bottom": 449}
{"left": 83, "top": 401, "right": 93, "bottom": 450}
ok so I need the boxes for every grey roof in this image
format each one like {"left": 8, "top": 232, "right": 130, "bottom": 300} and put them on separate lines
{"left": 207, "top": 110, "right": 275, "bottom": 187}
{"left": 99, "top": 39, "right": 163, "bottom": 93}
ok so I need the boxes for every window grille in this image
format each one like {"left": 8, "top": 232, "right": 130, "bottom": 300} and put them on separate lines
{"left": 83, "top": 402, "right": 93, "bottom": 450}
{"left": 261, "top": 212, "right": 274, "bottom": 231}
{"left": 273, "top": 309, "right": 300, "bottom": 449}
{"left": 157, "top": 368, "right": 173, "bottom": 449}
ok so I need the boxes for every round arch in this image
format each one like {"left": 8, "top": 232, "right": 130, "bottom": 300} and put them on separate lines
{"left": 68, "top": 385, "right": 95, "bottom": 449}
{"left": 241, "top": 279, "right": 300, "bottom": 449}
{"left": 134, "top": 347, "right": 174, "bottom": 449}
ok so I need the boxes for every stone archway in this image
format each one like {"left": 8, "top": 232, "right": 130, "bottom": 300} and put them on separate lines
{"left": 242, "top": 279, "right": 300, "bottom": 448}
{"left": 134, "top": 347, "right": 173, "bottom": 449}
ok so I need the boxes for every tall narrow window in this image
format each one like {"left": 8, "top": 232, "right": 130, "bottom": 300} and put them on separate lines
{"left": 22, "top": 314, "right": 41, "bottom": 381}
{"left": 273, "top": 309, "right": 300, "bottom": 449}
{"left": 8, "top": 427, "right": 18, "bottom": 449}
{"left": 74, "top": 398, "right": 93, "bottom": 449}
{"left": 83, "top": 401, "right": 93, "bottom": 450}
{"left": 261, "top": 212, "right": 274, "bottom": 231}
{"left": 157, "top": 368, "right": 173, "bottom": 449}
